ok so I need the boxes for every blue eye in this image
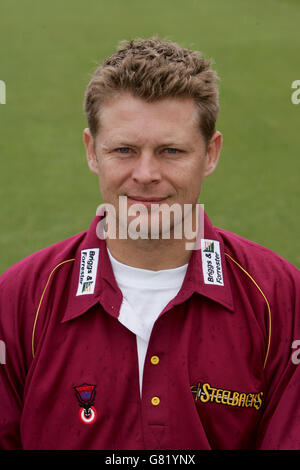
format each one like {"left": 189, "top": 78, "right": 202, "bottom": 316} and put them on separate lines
{"left": 117, "top": 147, "right": 131, "bottom": 154}
{"left": 165, "top": 148, "right": 179, "bottom": 154}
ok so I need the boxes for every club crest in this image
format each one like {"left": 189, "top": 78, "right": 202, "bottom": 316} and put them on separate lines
{"left": 74, "top": 383, "right": 97, "bottom": 424}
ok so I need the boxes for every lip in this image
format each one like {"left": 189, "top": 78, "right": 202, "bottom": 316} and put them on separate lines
{"left": 127, "top": 196, "right": 168, "bottom": 207}
{"left": 128, "top": 196, "right": 168, "bottom": 202}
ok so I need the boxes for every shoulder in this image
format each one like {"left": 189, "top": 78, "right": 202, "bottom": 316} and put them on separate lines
{"left": 216, "top": 226, "right": 300, "bottom": 287}
{"left": 0, "top": 231, "right": 87, "bottom": 367}
{"left": 215, "top": 226, "right": 300, "bottom": 327}
{"left": 0, "top": 231, "right": 87, "bottom": 332}
{"left": 0, "top": 230, "right": 86, "bottom": 290}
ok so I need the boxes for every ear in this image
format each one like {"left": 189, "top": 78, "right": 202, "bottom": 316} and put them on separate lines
{"left": 83, "top": 128, "right": 99, "bottom": 174}
{"left": 203, "top": 131, "right": 223, "bottom": 177}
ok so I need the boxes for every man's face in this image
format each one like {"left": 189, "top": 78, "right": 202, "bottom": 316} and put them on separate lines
{"left": 84, "top": 92, "right": 222, "bottom": 239}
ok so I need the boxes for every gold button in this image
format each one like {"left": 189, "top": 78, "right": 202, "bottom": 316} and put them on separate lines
{"left": 150, "top": 355, "right": 160, "bottom": 365}
{"left": 151, "top": 396, "right": 160, "bottom": 406}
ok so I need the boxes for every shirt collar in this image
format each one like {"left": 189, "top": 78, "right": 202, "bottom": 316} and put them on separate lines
{"left": 61, "top": 210, "right": 234, "bottom": 323}
{"left": 179, "top": 211, "right": 235, "bottom": 312}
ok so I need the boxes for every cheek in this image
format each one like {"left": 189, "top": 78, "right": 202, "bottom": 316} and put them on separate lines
{"left": 97, "top": 163, "right": 130, "bottom": 197}
{"left": 170, "top": 163, "right": 204, "bottom": 194}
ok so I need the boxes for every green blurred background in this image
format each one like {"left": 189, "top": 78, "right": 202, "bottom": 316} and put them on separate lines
{"left": 0, "top": 0, "right": 299, "bottom": 273}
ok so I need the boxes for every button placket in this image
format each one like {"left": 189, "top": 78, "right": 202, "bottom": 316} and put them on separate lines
{"left": 140, "top": 316, "right": 171, "bottom": 449}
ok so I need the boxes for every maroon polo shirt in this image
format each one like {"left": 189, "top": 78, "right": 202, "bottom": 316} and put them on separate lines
{"left": 1, "top": 211, "right": 300, "bottom": 450}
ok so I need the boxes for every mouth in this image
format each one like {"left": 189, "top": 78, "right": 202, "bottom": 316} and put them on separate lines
{"left": 126, "top": 196, "right": 169, "bottom": 207}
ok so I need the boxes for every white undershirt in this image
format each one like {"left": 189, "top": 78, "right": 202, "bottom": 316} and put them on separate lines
{"left": 107, "top": 248, "right": 188, "bottom": 396}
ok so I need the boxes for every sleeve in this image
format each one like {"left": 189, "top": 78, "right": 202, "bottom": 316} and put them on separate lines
{"left": 0, "top": 237, "right": 78, "bottom": 449}
{"left": 0, "top": 270, "right": 25, "bottom": 449}
{"left": 256, "top": 260, "right": 300, "bottom": 449}
{"left": 0, "top": 257, "right": 45, "bottom": 449}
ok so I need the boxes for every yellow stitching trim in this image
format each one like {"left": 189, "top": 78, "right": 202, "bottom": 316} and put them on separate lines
{"left": 225, "top": 253, "right": 271, "bottom": 369}
{"left": 31, "top": 258, "right": 75, "bottom": 358}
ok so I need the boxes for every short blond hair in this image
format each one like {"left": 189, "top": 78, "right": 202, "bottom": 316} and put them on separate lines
{"left": 84, "top": 36, "right": 219, "bottom": 144}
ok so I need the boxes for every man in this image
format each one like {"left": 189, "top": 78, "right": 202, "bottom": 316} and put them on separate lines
{"left": 0, "top": 37, "right": 300, "bottom": 450}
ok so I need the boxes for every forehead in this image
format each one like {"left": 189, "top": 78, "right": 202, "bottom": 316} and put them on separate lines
{"left": 96, "top": 92, "right": 201, "bottom": 144}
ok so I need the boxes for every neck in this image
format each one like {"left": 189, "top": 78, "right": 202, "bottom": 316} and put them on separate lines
{"left": 103, "top": 202, "right": 202, "bottom": 270}
{"left": 106, "top": 236, "right": 193, "bottom": 270}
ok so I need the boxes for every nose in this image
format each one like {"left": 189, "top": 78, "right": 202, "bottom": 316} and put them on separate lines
{"left": 131, "top": 151, "right": 162, "bottom": 185}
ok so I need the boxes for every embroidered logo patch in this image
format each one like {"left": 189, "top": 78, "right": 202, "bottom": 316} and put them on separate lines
{"left": 201, "top": 239, "right": 224, "bottom": 286}
{"left": 191, "top": 381, "right": 263, "bottom": 411}
{"left": 74, "top": 383, "right": 97, "bottom": 424}
{"left": 76, "top": 249, "right": 99, "bottom": 296}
